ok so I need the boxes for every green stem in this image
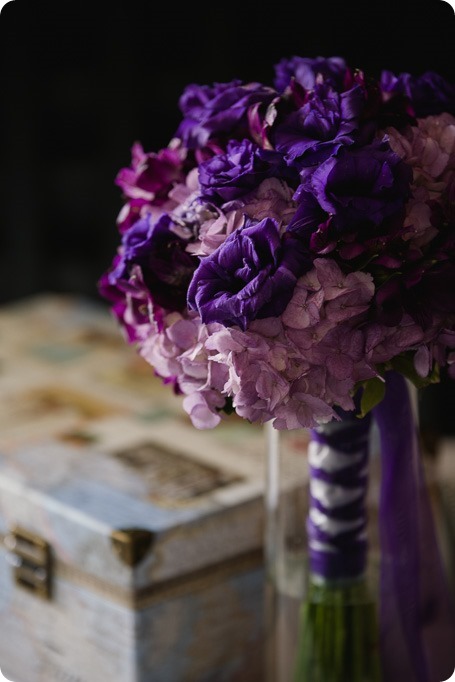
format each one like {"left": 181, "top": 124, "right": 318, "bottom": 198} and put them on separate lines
{"left": 293, "top": 577, "right": 381, "bottom": 682}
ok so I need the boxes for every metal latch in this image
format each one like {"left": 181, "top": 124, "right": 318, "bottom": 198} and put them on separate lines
{"left": 4, "top": 527, "right": 52, "bottom": 599}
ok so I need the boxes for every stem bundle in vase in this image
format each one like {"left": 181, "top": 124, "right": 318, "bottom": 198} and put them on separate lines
{"left": 100, "top": 54, "right": 455, "bottom": 680}
{"left": 294, "top": 413, "right": 381, "bottom": 682}
{"left": 295, "top": 580, "right": 380, "bottom": 682}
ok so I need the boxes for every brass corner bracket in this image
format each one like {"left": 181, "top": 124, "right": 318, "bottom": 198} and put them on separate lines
{"left": 110, "top": 528, "right": 155, "bottom": 567}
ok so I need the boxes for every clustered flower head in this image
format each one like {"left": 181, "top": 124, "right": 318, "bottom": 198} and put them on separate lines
{"left": 100, "top": 56, "right": 455, "bottom": 430}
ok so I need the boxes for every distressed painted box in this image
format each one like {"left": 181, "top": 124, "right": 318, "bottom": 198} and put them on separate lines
{"left": 0, "top": 296, "right": 269, "bottom": 682}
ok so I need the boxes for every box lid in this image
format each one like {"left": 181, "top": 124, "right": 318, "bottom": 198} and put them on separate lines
{"left": 0, "top": 295, "right": 271, "bottom": 597}
{"left": 0, "top": 417, "right": 267, "bottom": 595}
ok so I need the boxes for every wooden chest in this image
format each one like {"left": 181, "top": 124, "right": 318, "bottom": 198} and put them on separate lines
{"left": 0, "top": 296, "right": 267, "bottom": 682}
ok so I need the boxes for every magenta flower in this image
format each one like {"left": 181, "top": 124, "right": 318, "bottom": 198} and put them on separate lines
{"left": 116, "top": 143, "right": 185, "bottom": 202}
{"left": 99, "top": 261, "right": 159, "bottom": 343}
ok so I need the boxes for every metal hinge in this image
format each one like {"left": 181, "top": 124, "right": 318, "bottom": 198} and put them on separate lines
{"left": 4, "top": 527, "right": 52, "bottom": 599}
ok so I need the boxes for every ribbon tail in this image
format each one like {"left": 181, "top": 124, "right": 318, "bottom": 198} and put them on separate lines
{"left": 373, "top": 371, "right": 455, "bottom": 682}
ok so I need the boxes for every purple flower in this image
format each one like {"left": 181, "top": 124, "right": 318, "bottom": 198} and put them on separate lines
{"left": 273, "top": 391, "right": 335, "bottom": 430}
{"left": 281, "top": 286, "right": 324, "bottom": 329}
{"left": 187, "top": 217, "right": 311, "bottom": 330}
{"left": 274, "top": 56, "right": 350, "bottom": 93}
{"left": 274, "top": 83, "right": 365, "bottom": 166}
{"left": 286, "top": 190, "right": 329, "bottom": 245}
{"left": 109, "top": 214, "right": 197, "bottom": 311}
{"left": 380, "top": 70, "right": 455, "bottom": 117}
{"left": 116, "top": 143, "right": 185, "bottom": 203}
{"left": 114, "top": 143, "right": 186, "bottom": 233}
{"left": 312, "top": 326, "right": 365, "bottom": 380}
{"left": 183, "top": 392, "right": 225, "bottom": 429}
{"left": 99, "top": 261, "right": 161, "bottom": 343}
{"left": 198, "top": 139, "right": 293, "bottom": 203}
{"left": 176, "top": 80, "right": 276, "bottom": 149}
{"left": 314, "top": 259, "right": 374, "bottom": 301}
{"left": 300, "top": 139, "right": 412, "bottom": 233}
{"left": 116, "top": 198, "right": 151, "bottom": 234}
{"left": 99, "top": 255, "right": 134, "bottom": 338}
{"left": 376, "top": 259, "right": 455, "bottom": 328}
{"left": 373, "top": 221, "right": 455, "bottom": 326}
{"left": 365, "top": 316, "right": 424, "bottom": 365}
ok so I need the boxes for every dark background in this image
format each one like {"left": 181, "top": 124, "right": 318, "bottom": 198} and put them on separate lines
{"left": 1, "top": 0, "right": 454, "bottom": 303}
{"left": 0, "top": 0, "right": 454, "bottom": 435}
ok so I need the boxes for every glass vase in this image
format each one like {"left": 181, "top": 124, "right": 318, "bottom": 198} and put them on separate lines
{"left": 264, "top": 376, "right": 455, "bottom": 682}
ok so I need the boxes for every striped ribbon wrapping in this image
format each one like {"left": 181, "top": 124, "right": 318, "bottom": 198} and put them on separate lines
{"left": 307, "top": 413, "right": 372, "bottom": 582}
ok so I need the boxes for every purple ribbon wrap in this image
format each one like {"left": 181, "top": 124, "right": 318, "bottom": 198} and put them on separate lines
{"left": 307, "top": 371, "right": 455, "bottom": 680}
{"left": 373, "top": 372, "right": 455, "bottom": 682}
{"left": 308, "top": 415, "right": 371, "bottom": 581}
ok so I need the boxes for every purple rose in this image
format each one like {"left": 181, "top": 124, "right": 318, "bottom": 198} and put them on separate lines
{"left": 380, "top": 70, "right": 455, "bottom": 117}
{"left": 176, "top": 80, "right": 276, "bottom": 149}
{"left": 109, "top": 214, "right": 197, "bottom": 311}
{"left": 274, "top": 83, "right": 365, "bottom": 166}
{"left": 198, "top": 139, "right": 293, "bottom": 203}
{"left": 274, "top": 56, "right": 349, "bottom": 93}
{"left": 299, "top": 139, "right": 412, "bottom": 233}
{"left": 187, "top": 217, "right": 311, "bottom": 330}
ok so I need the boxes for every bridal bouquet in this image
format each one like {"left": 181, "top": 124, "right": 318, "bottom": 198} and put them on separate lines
{"left": 101, "top": 56, "right": 455, "bottom": 681}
